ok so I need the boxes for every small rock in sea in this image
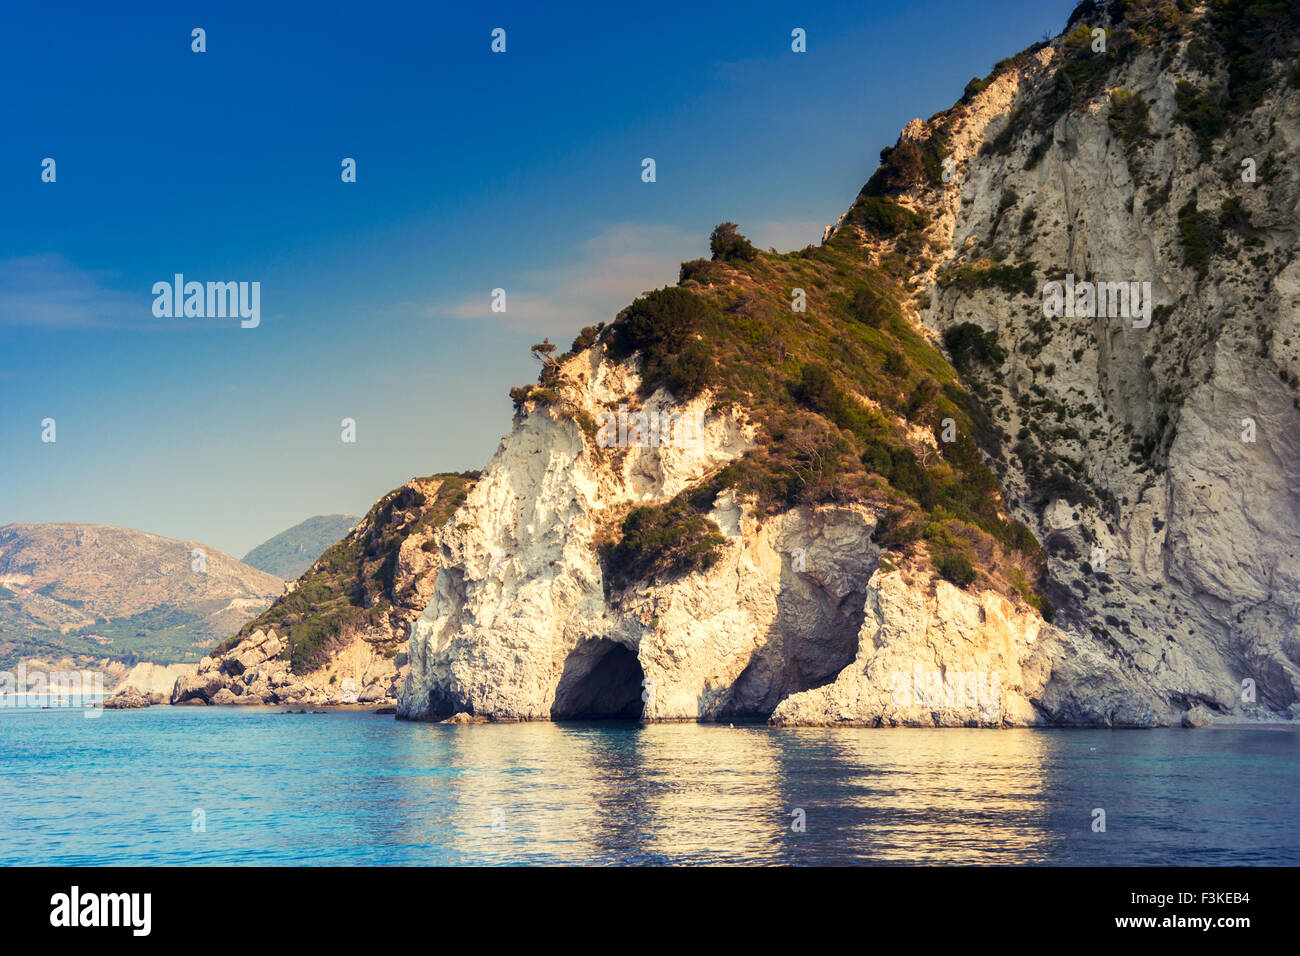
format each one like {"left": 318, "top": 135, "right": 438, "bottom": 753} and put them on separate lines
{"left": 101, "top": 686, "right": 152, "bottom": 709}
{"left": 1182, "top": 705, "right": 1215, "bottom": 728}
{"left": 374, "top": 707, "right": 397, "bottom": 715}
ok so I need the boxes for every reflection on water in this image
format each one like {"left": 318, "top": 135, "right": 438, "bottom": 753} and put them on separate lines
{"left": 0, "top": 707, "right": 1295, "bottom": 865}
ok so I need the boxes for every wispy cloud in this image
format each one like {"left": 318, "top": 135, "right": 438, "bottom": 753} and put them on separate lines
{"left": 0, "top": 253, "right": 142, "bottom": 329}
{"left": 423, "top": 220, "right": 826, "bottom": 331}
{"left": 745, "top": 220, "right": 827, "bottom": 253}
{"left": 425, "top": 224, "right": 698, "bottom": 331}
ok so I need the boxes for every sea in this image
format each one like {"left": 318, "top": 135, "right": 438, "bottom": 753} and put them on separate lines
{"left": 1, "top": 705, "right": 1296, "bottom": 865}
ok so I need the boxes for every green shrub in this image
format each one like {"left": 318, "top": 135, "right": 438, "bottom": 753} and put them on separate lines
{"left": 850, "top": 286, "right": 892, "bottom": 327}
{"left": 881, "top": 349, "right": 908, "bottom": 378}
{"left": 984, "top": 263, "right": 1036, "bottom": 295}
{"left": 607, "top": 287, "right": 718, "bottom": 399}
{"left": 709, "top": 222, "right": 757, "bottom": 263}
{"left": 663, "top": 338, "right": 715, "bottom": 400}
{"left": 872, "top": 508, "right": 921, "bottom": 549}
{"left": 884, "top": 447, "right": 939, "bottom": 509}
{"left": 863, "top": 136, "right": 947, "bottom": 195}
{"left": 1173, "top": 79, "right": 1226, "bottom": 158}
{"left": 603, "top": 496, "right": 727, "bottom": 589}
{"left": 854, "top": 196, "right": 923, "bottom": 236}
{"left": 1210, "top": 0, "right": 1300, "bottom": 114}
{"left": 679, "top": 258, "right": 721, "bottom": 284}
{"left": 943, "top": 323, "right": 1007, "bottom": 371}
{"left": 1185, "top": 36, "right": 1217, "bottom": 74}
{"left": 569, "top": 325, "right": 600, "bottom": 353}
{"left": 794, "top": 363, "right": 862, "bottom": 429}
{"left": 935, "top": 551, "right": 977, "bottom": 588}
{"left": 1107, "top": 89, "right": 1151, "bottom": 142}
{"left": 941, "top": 262, "right": 1035, "bottom": 296}
{"left": 962, "top": 75, "right": 993, "bottom": 102}
{"left": 1177, "top": 198, "right": 1218, "bottom": 277}
{"left": 1218, "top": 196, "right": 1253, "bottom": 235}
{"left": 1010, "top": 568, "right": 1055, "bottom": 621}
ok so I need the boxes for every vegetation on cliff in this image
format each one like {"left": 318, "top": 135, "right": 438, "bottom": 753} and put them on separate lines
{"left": 522, "top": 0, "right": 1300, "bottom": 617}
{"left": 567, "top": 206, "right": 1049, "bottom": 610}
{"left": 217, "top": 472, "right": 477, "bottom": 672}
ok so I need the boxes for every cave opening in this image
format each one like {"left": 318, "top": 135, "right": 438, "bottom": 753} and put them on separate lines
{"left": 551, "top": 639, "right": 645, "bottom": 720}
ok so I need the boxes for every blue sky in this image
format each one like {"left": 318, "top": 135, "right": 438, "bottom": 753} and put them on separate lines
{"left": 0, "top": 0, "right": 1071, "bottom": 559}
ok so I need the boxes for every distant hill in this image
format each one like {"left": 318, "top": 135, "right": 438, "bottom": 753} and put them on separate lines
{"left": 0, "top": 523, "right": 282, "bottom": 671}
{"left": 241, "top": 515, "right": 359, "bottom": 579}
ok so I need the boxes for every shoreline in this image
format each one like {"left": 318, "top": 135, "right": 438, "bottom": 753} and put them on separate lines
{"left": 7, "top": 699, "right": 1298, "bottom": 730}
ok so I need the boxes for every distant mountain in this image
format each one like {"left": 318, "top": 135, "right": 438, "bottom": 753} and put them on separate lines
{"left": 0, "top": 523, "right": 283, "bottom": 671}
{"left": 241, "top": 514, "right": 359, "bottom": 579}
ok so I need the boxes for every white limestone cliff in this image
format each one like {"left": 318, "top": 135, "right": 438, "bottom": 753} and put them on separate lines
{"left": 398, "top": 346, "right": 1129, "bottom": 726}
{"left": 904, "top": 18, "right": 1300, "bottom": 724}
{"left": 400, "top": 4, "right": 1299, "bottom": 727}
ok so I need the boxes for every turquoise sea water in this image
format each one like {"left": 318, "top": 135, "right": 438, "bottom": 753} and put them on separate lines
{"left": 0, "top": 706, "right": 1296, "bottom": 865}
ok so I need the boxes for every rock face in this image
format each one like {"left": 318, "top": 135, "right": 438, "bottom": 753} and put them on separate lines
{"left": 400, "top": 354, "right": 758, "bottom": 722}
{"left": 903, "top": 0, "right": 1300, "bottom": 724}
{"left": 397, "top": 348, "right": 1083, "bottom": 726}
{"left": 117, "top": 662, "right": 196, "bottom": 697}
{"left": 770, "top": 570, "right": 1053, "bottom": 727}
{"left": 399, "top": 1, "right": 1299, "bottom": 728}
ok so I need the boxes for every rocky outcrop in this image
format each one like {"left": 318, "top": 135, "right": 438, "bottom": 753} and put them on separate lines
{"left": 172, "top": 626, "right": 403, "bottom": 707}
{"left": 101, "top": 685, "right": 166, "bottom": 709}
{"left": 396, "top": 328, "right": 1050, "bottom": 722}
{"left": 397, "top": 341, "right": 1158, "bottom": 726}
{"left": 398, "top": 1, "right": 1299, "bottom": 728}
{"left": 770, "top": 567, "right": 1054, "bottom": 727}
{"left": 400, "top": 353, "right": 758, "bottom": 721}
{"left": 181, "top": 474, "right": 474, "bottom": 706}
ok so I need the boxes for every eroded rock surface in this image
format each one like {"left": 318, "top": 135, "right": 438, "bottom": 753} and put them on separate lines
{"left": 397, "top": 2, "right": 1299, "bottom": 728}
